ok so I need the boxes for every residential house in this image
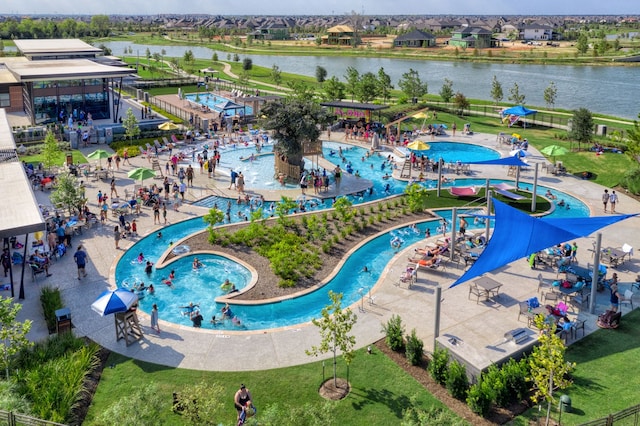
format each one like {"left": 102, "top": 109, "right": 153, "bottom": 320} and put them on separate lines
{"left": 520, "top": 24, "right": 555, "bottom": 41}
{"left": 322, "top": 25, "right": 356, "bottom": 46}
{"left": 449, "top": 27, "right": 496, "bottom": 49}
{"left": 248, "top": 23, "right": 290, "bottom": 40}
{"left": 393, "top": 30, "right": 436, "bottom": 48}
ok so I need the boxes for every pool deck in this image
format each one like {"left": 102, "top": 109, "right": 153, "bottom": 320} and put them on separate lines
{"left": 13, "top": 130, "right": 640, "bottom": 374}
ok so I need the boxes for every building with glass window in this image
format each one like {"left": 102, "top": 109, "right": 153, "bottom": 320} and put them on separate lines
{"left": 0, "top": 39, "right": 133, "bottom": 125}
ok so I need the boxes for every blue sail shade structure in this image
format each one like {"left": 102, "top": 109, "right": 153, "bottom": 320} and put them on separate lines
{"left": 450, "top": 199, "right": 637, "bottom": 287}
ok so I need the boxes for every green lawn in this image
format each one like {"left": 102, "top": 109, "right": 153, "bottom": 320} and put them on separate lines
{"left": 516, "top": 308, "right": 640, "bottom": 425}
{"left": 85, "top": 347, "right": 462, "bottom": 425}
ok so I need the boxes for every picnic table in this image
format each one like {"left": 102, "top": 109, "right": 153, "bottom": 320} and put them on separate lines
{"left": 471, "top": 276, "right": 503, "bottom": 301}
{"left": 600, "top": 247, "right": 629, "bottom": 268}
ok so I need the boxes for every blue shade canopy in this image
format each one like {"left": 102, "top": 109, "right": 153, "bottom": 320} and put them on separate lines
{"left": 502, "top": 105, "right": 538, "bottom": 116}
{"left": 450, "top": 199, "right": 636, "bottom": 287}
{"left": 465, "top": 157, "right": 529, "bottom": 167}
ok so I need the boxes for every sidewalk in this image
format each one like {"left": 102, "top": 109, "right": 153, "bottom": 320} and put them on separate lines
{"left": 11, "top": 131, "right": 640, "bottom": 372}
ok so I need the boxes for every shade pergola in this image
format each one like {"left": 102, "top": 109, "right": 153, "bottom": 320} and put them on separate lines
{"left": 0, "top": 109, "right": 46, "bottom": 299}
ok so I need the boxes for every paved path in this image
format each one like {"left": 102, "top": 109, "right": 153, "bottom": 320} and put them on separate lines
{"left": 12, "top": 131, "right": 640, "bottom": 372}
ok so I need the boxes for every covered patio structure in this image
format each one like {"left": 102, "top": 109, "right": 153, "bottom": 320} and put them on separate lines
{"left": 0, "top": 109, "right": 46, "bottom": 299}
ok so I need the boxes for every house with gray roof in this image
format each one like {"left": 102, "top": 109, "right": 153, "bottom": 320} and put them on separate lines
{"left": 393, "top": 30, "right": 436, "bottom": 48}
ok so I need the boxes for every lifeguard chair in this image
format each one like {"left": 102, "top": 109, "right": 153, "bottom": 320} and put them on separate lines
{"left": 115, "top": 310, "right": 143, "bottom": 346}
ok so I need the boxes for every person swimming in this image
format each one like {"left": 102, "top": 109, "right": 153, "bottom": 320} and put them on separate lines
{"left": 192, "top": 258, "right": 203, "bottom": 269}
{"left": 137, "top": 252, "right": 145, "bottom": 263}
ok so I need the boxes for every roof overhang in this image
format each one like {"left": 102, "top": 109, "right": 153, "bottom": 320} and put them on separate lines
{"left": 320, "top": 101, "right": 389, "bottom": 112}
{"left": 6, "top": 59, "right": 134, "bottom": 82}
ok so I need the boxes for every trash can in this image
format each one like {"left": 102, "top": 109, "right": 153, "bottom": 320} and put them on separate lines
{"left": 559, "top": 394, "right": 572, "bottom": 413}
{"left": 55, "top": 308, "right": 72, "bottom": 334}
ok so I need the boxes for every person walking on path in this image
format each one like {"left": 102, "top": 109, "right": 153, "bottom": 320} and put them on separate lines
{"left": 236, "top": 172, "right": 245, "bottom": 194}
{"left": 452, "top": 122, "right": 457, "bottom": 137}
{"left": 609, "top": 190, "right": 618, "bottom": 213}
{"left": 150, "top": 303, "right": 160, "bottom": 334}
{"left": 186, "top": 165, "right": 194, "bottom": 187}
{"left": 110, "top": 178, "right": 119, "bottom": 199}
{"left": 114, "top": 226, "right": 121, "bottom": 249}
{"left": 74, "top": 245, "right": 88, "bottom": 280}
{"left": 229, "top": 169, "right": 238, "bottom": 190}
{"left": 602, "top": 189, "right": 610, "bottom": 213}
{"left": 153, "top": 203, "right": 160, "bottom": 225}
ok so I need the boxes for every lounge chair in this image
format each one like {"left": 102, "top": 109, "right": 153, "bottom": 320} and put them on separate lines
{"left": 448, "top": 186, "right": 477, "bottom": 197}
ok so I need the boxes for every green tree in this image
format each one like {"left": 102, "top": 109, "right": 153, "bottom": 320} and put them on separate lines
{"left": 212, "top": 52, "right": 218, "bottom": 62}
{"left": 453, "top": 92, "right": 470, "bottom": 116}
{"left": 306, "top": 291, "right": 357, "bottom": 387}
{"left": 569, "top": 107, "right": 594, "bottom": 151}
{"left": 0, "top": 296, "right": 33, "bottom": 378}
{"left": 356, "top": 72, "right": 378, "bottom": 103}
{"left": 42, "top": 130, "right": 62, "bottom": 171}
{"left": 439, "top": 78, "right": 454, "bottom": 103}
{"left": 344, "top": 66, "right": 360, "bottom": 102}
{"left": 122, "top": 108, "right": 141, "bottom": 142}
{"left": 183, "top": 50, "right": 195, "bottom": 69}
{"left": 543, "top": 82, "right": 558, "bottom": 110}
{"left": 529, "top": 316, "right": 575, "bottom": 426}
{"left": 271, "top": 64, "right": 282, "bottom": 86}
{"left": 89, "top": 15, "right": 110, "bottom": 37}
{"left": 177, "top": 380, "right": 226, "bottom": 425}
{"left": 322, "top": 76, "right": 346, "bottom": 101}
{"left": 242, "top": 57, "right": 253, "bottom": 71}
{"left": 315, "top": 66, "right": 327, "bottom": 83}
{"left": 398, "top": 68, "right": 428, "bottom": 101}
{"left": 50, "top": 172, "right": 85, "bottom": 215}
{"left": 145, "top": 48, "right": 151, "bottom": 65}
{"left": 490, "top": 75, "right": 503, "bottom": 104}
{"left": 376, "top": 67, "right": 393, "bottom": 103}
{"left": 404, "top": 183, "right": 429, "bottom": 213}
{"left": 576, "top": 33, "right": 589, "bottom": 54}
{"left": 94, "top": 383, "right": 164, "bottom": 426}
{"left": 508, "top": 82, "right": 526, "bottom": 105}
{"left": 261, "top": 97, "right": 331, "bottom": 169}
{"left": 624, "top": 112, "right": 640, "bottom": 164}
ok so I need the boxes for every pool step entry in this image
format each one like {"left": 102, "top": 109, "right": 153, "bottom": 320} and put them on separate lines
{"left": 192, "top": 195, "right": 221, "bottom": 208}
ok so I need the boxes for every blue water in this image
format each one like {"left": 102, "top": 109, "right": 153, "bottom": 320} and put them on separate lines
{"left": 115, "top": 156, "right": 590, "bottom": 330}
{"left": 184, "top": 93, "right": 254, "bottom": 115}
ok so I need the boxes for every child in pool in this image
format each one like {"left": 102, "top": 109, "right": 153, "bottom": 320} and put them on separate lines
{"left": 137, "top": 252, "right": 145, "bottom": 263}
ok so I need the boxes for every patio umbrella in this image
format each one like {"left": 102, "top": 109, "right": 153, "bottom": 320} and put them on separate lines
{"left": 510, "top": 149, "right": 530, "bottom": 158}
{"left": 411, "top": 112, "right": 428, "bottom": 119}
{"left": 91, "top": 288, "right": 138, "bottom": 316}
{"left": 158, "top": 122, "right": 179, "bottom": 131}
{"left": 86, "top": 149, "right": 110, "bottom": 168}
{"left": 541, "top": 145, "right": 569, "bottom": 163}
{"left": 406, "top": 140, "right": 431, "bottom": 151}
{"left": 127, "top": 167, "right": 156, "bottom": 185}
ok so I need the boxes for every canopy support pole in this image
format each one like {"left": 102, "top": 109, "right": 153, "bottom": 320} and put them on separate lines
{"left": 18, "top": 233, "right": 29, "bottom": 300}
{"left": 450, "top": 208, "right": 457, "bottom": 262}
{"left": 485, "top": 191, "right": 492, "bottom": 243}
{"left": 436, "top": 163, "right": 442, "bottom": 197}
{"left": 590, "top": 233, "right": 602, "bottom": 314}
{"left": 433, "top": 286, "right": 442, "bottom": 352}
{"left": 531, "top": 163, "right": 539, "bottom": 212}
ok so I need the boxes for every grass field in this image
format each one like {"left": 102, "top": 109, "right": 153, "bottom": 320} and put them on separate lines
{"left": 84, "top": 346, "right": 461, "bottom": 425}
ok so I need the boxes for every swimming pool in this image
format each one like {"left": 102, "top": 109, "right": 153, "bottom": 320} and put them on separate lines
{"left": 184, "top": 93, "right": 254, "bottom": 116}
{"left": 115, "top": 177, "right": 590, "bottom": 331}
{"left": 396, "top": 141, "right": 500, "bottom": 164}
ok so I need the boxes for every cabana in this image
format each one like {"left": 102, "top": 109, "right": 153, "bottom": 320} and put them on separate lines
{"left": 501, "top": 105, "right": 537, "bottom": 128}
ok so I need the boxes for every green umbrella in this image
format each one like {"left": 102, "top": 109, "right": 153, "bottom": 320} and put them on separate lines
{"left": 540, "top": 145, "right": 569, "bottom": 163}
{"left": 86, "top": 149, "right": 110, "bottom": 168}
{"left": 127, "top": 167, "right": 157, "bottom": 185}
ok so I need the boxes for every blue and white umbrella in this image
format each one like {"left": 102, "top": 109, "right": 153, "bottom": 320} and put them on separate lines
{"left": 91, "top": 288, "right": 138, "bottom": 316}
{"left": 510, "top": 149, "right": 530, "bottom": 158}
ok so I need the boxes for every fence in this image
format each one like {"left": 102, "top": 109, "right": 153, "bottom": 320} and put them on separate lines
{"left": 579, "top": 403, "right": 640, "bottom": 426}
{"left": 0, "top": 410, "right": 67, "bottom": 426}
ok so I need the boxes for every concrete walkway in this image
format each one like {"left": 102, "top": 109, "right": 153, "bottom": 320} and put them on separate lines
{"left": 11, "top": 131, "right": 640, "bottom": 372}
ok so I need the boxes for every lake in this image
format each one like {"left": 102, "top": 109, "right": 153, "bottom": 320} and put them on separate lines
{"left": 99, "top": 41, "right": 640, "bottom": 119}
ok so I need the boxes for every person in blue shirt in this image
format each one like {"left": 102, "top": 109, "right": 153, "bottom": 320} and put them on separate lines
{"left": 73, "top": 245, "right": 88, "bottom": 280}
